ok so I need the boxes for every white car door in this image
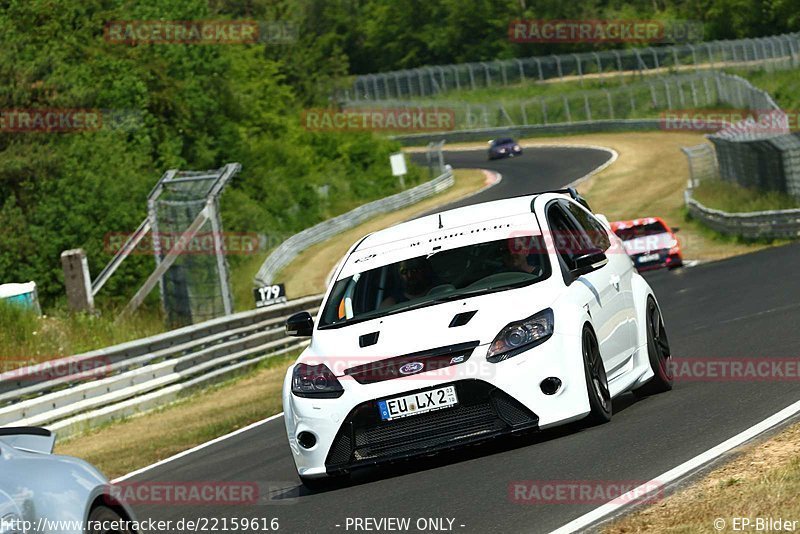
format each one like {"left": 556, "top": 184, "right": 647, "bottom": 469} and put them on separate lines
{"left": 562, "top": 201, "right": 637, "bottom": 376}
{"left": 545, "top": 202, "right": 617, "bottom": 366}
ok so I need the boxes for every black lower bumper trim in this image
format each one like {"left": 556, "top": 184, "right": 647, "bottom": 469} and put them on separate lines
{"left": 325, "top": 380, "right": 538, "bottom": 474}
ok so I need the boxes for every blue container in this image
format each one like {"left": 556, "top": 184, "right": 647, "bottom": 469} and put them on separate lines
{"left": 0, "top": 282, "right": 42, "bottom": 315}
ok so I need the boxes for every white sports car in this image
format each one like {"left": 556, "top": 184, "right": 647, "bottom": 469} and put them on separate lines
{"left": 0, "top": 427, "right": 136, "bottom": 534}
{"left": 283, "top": 189, "right": 673, "bottom": 488}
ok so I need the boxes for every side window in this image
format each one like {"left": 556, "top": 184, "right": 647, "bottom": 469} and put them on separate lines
{"left": 564, "top": 201, "right": 611, "bottom": 252}
{"left": 546, "top": 203, "right": 585, "bottom": 268}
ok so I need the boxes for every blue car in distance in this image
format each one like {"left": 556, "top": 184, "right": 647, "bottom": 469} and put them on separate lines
{"left": 488, "top": 138, "right": 522, "bottom": 160}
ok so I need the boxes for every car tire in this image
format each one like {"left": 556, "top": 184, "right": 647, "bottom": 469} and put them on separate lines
{"left": 582, "top": 325, "right": 612, "bottom": 425}
{"left": 87, "top": 505, "right": 134, "bottom": 534}
{"left": 299, "top": 473, "right": 349, "bottom": 492}
{"left": 633, "top": 297, "right": 673, "bottom": 396}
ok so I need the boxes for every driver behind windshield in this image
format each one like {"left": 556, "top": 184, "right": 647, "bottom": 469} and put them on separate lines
{"left": 500, "top": 237, "right": 544, "bottom": 275}
{"left": 381, "top": 257, "right": 435, "bottom": 307}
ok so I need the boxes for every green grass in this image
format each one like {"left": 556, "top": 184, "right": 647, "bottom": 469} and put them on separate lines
{"left": 0, "top": 300, "right": 165, "bottom": 364}
{"left": 406, "top": 76, "right": 632, "bottom": 104}
{"left": 726, "top": 67, "right": 800, "bottom": 112}
{"left": 692, "top": 179, "right": 800, "bottom": 213}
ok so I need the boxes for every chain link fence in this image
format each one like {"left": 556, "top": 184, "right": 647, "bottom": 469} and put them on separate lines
{"left": 346, "top": 71, "right": 786, "bottom": 131}
{"left": 148, "top": 167, "right": 238, "bottom": 327}
{"left": 342, "top": 33, "right": 800, "bottom": 102}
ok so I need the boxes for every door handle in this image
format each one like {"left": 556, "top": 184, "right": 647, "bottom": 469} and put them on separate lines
{"left": 609, "top": 275, "right": 620, "bottom": 290}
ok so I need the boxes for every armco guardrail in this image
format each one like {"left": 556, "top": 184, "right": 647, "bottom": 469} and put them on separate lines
{"left": 254, "top": 166, "right": 454, "bottom": 286}
{"left": 685, "top": 189, "right": 800, "bottom": 239}
{"left": 0, "top": 294, "right": 322, "bottom": 437}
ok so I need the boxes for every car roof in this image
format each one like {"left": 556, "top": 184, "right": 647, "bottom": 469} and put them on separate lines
{"left": 355, "top": 192, "right": 570, "bottom": 252}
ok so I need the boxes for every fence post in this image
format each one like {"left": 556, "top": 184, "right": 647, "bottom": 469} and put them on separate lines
{"left": 574, "top": 53, "right": 584, "bottom": 85}
{"left": 552, "top": 55, "right": 563, "bottom": 80}
{"left": 481, "top": 62, "right": 492, "bottom": 87}
{"left": 61, "top": 249, "right": 94, "bottom": 313}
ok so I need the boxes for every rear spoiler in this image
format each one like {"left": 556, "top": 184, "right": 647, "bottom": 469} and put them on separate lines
{"left": 548, "top": 187, "right": 592, "bottom": 212}
{"left": 0, "top": 427, "right": 55, "bottom": 454}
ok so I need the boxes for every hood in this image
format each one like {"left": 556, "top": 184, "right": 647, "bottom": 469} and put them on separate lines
{"left": 301, "top": 283, "right": 562, "bottom": 376}
{"left": 621, "top": 232, "right": 676, "bottom": 255}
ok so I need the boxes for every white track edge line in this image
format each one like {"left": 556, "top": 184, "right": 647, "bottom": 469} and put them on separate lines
{"left": 111, "top": 412, "right": 285, "bottom": 483}
{"left": 548, "top": 397, "right": 800, "bottom": 534}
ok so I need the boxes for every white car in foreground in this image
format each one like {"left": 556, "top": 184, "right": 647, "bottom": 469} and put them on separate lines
{"left": 283, "top": 189, "right": 673, "bottom": 488}
{"left": 0, "top": 427, "right": 136, "bottom": 534}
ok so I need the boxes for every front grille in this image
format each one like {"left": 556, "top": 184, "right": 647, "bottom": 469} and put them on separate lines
{"left": 325, "top": 380, "right": 538, "bottom": 472}
{"left": 344, "top": 341, "right": 479, "bottom": 385}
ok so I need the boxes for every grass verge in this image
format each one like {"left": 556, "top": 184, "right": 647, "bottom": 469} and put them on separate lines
{"left": 54, "top": 352, "right": 295, "bottom": 480}
{"left": 0, "top": 301, "right": 164, "bottom": 365}
{"left": 275, "top": 168, "right": 489, "bottom": 298}
{"left": 693, "top": 179, "right": 800, "bottom": 213}
{"left": 605, "top": 420, "right": 800, "bottom": 533}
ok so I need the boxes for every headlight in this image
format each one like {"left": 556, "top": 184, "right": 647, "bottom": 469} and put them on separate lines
{"left": 291, "top": 363, "right": 344, "bottom": 398}
{"left": 513, "top": 144, "right": 521, "bottom": 150}
{"left": 486, "top": 308, "right": 554, "bottom": 363}
{"left": 499, "top": 148, "right": 506, "bottom": 153}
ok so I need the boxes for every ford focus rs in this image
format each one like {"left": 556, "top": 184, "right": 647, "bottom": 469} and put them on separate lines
{"left": 283, "top": 189, "right": 673, "bottom": 488}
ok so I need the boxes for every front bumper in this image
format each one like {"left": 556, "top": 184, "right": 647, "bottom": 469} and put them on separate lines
{"left": 324, "top": 379, "right": 538, "bottom": 475}
{"left": 488, "top": 148, "right": 522, "bottom": 160}
{"left": 631, "top": 249, "right": 683, "bottom": 272}
{"left": 283, "top": 333, "right": 589, "bottom": 478}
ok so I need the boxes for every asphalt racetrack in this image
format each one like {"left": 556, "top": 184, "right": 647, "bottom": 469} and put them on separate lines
{"left": 125, "top": 147, "right": 800, "bottom": 533}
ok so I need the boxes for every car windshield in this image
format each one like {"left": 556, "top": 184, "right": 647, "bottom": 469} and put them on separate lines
{"left": 319, "top": 235, "right": 551, "bottom": 328}
{"left": 493, "top": 138, "right": 515, "bottom": 146}
{"left": 614, "top": 221, "right": 669, "bottom": 241}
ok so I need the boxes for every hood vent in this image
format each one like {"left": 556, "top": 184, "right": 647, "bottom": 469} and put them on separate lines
{"left": 449, "top": 310, "right": 477, "bottom": 328}
{"left": 359, "top": 331, "right": 380, "bottom": 348}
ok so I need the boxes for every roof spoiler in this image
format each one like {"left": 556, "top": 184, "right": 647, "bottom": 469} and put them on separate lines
{"left": 547, "top": 187, "right": 592, "bottom": 212}
{"left": 0, "top": 427, "right": 55, "bottom": 454}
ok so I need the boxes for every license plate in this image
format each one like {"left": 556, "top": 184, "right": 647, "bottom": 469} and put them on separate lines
{"left": 638, "top": 253, "right": 660, "bottom": 263}
{"left": 377, "top": 386, "right": 458, "bottom": 421}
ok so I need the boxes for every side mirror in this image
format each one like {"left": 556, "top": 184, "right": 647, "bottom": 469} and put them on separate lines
{"left": 286, "top": 311, "right": 314, "bottom": 337}
{"left": 570, "top": 250, "right": 608, "bottom": 277}
{"left": 671, "top": 226, "right": 680, "bottom": 233}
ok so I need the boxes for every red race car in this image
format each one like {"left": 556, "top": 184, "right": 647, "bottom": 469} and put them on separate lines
{"left": 610, "top": 217, "right": 683, "bottom": 272}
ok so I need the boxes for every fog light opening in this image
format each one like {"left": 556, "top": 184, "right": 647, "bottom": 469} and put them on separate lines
{"left": 540, "top": 377, "right": 562, "bottom": 395}
{"left": 298, "top": 431, "right": 317, "bottom": 449}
